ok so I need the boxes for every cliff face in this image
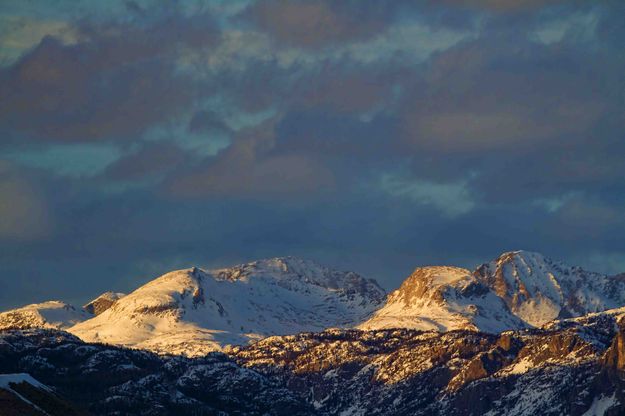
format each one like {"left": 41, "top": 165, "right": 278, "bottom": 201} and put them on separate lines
{"left": 473, "top": 251, "right": 625, "bottom": 326}
{"left": 602, "top": 323, "right": 625, "bottom": 371}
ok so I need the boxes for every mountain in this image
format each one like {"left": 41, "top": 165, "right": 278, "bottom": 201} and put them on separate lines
{"left": 83, "top": 292, "right": 125, "bottom": 316}
{"left": 69, "top": 257, "right": 386, "bottom": 356}
{"left": 474, "top": 250, "right": 625, "bottom": 326}
{"left": 2, "top": 251, "right": 625, "bottom": 415}
{"left": 2, "top": 310, "right": 625, "bottom": 415}
{"left": 359, "top": 266, "right": 527, "bottom": 333}
{"left": 362, "top": 250, "right": 625, "bottom": 333}
{"left": 0, "top": 301, "right": 90, "bottom": 331}
{"left": 0, "top": 291, "right": 125, "bottom": 332}
{"left": 3, "top": 251, "right": 624, "bottom": 356}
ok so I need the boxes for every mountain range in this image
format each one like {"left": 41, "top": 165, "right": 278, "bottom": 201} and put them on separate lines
{"left": 2, "top": 250, "right": 625, "bottom": 415}
{"left": 2, "top": 250, "right": 625, "bottom": 357}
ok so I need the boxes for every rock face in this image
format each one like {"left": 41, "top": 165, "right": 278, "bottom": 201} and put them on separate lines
{"left": 602, "top": 321, "right": 625, "bottom": 372}
{"left": 2, "top": 312, "right": 625, "bottom": 416}
{"left": 0, "top": 301, "right": 90, "bottom": 331}
{"left": 69, "top": 257, "right": 386, "bottom": 356}
{"left": 363, "top": 251, "right": 625, "bottom": 333}
{"left": 474, "top": 250, "right": 625, "bottom": 326}
{"left": 360, "top": 266, "right": 526, "bottom": 332}
{"left": 83, "top": 292, "right": 125, "bottom": 316}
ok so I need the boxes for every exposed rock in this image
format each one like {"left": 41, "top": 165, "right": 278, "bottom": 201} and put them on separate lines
{"left": 83, "top": 292, "right": 125, "bottom": 316}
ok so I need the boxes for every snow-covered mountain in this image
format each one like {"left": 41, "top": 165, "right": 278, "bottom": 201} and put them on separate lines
{"left": 0, "top": 300, "right": 90, "bottom": 331}
{"left": 359, "top": 266, "right": 527, "bottom": 332}
{"left": 69, "top": 257, "right": 386, "bottom": 356}
{"left": 474, "top": 250, "right": 625, "bottom": 326}
{"left": 362, "top": 250, "right": 625, "bottom": 332}
{"left": 3, "top": 251, "right": 625, "bottom": 356}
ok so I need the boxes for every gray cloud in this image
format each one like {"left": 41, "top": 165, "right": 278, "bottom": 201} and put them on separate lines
{"left": 439, "top": 0, "right": 568, "bottom": 12}
{"left": 0, "top": 161, "right": 51, "bottom": 241}
{"left": 188, "top": 110, "right": 233, "bottom": 134}
{"left": 241, "top": 0, "right": 398, "bottom": 49}
{"left": 396, "top": 33, "right": 625, "bottom": 202}
{"left": 166, "top": 118, "right": 336, "bottom": 198}
{"left": 103, "top": 141, "right": 189, "bottom": 181}
{"left": 1, "top": 0, "right": 625, "bottom": 310}
{"left": 0, "top": 11, "right": 218, "bottom": 143}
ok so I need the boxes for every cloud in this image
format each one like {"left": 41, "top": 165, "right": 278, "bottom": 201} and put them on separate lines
{"left": 166, "top": 119, "right": 336, "bottom": 198}
{"left": 188, "top": 110, "right": 232, "bottom": 134}
{"left": 103, "top": 141, "right": 188, "bottom": 181}
{"left": 0, "top": 162, "right": 51, "bottom": 241}
{"left": 0, "top": 15, "right": 78, "bottom": 64}
{"left": 378, "top": 173, "right": 475, "bottom": 218}
{"left": 241, "top": 0, "right": 396, "bottom": 49}
{"left": 396, "top": 32, "right": 625, "bottom": 202}
{"left": 0, "top": 11, "right": 219, "bottom": 143}
{"left": 439, "top": 0, "right": 568, "bottom": 12}
{"left": 1, "top": 0, "right": 625, "bottom": 309}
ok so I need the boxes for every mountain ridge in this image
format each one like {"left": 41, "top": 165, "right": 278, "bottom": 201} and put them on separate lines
{"left": 362, "top": 250, "right": 625, "bottom": 333}
{"left": 68, "top": 257, "right": 386, "bottom": 356}
{"left": 2, "top": 251, "right": 625, "bottom": 357}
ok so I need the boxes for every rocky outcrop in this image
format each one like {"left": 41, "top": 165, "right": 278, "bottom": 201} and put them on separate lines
{"left": 83, "top": 292, "right": 125, "bottom": 316}
{"left": 602, "top": 328, "right": 625, "bottom": 372}
{"left": 473, "top": 251, "right": 625, "bottom": 327}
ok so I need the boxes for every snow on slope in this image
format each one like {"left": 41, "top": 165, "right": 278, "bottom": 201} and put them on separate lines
{"left": 359, "top": 266, "right": 527, "bottom": 332}
{"left": 474, "top": 250, "right": 625, "bottom": 326}
{"left": 0, "top": 301, "right": 90, "bottom": 330}
{"left": 0, "top": 373, "right": 50, "bottom": 391}
{"left": 69, "top": 257, "right": 386, "bottom": 356}
{"left": 0, "top": 373, "right": 54, "bottom": 415}
{"left": 362, "top": 251, "right": 625, "bottom": 333}
{"left": 3, "top": 250, "right": 624, "bottom": 355}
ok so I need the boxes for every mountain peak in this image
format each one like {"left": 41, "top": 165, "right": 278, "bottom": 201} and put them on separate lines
{"left": 474, "top": 250, "right": 624, "bottom": 326}
{"left": 69, "top": 257, "right": 386, "bottom": 356}
{"left": 395, "top": 266, "right": 472, "bottom": 305}
{"left": 211, "top": 257, "right": 385, "bottom": 299}
{"left": 359, "top": 264, "right": 525, "bottom": 333}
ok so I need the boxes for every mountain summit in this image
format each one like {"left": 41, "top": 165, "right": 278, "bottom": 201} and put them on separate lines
{"left": 69, "top": 257, "right": 386, "bottom": 356}
{"left": 474, "top": 250, "right": 625, "bottom": 326}
{"left": 359, "top": 265, "right": 526, "bottom": 332}
{"left": 362, "top": 250, "right": 625, "bottom": 332}
{"left": 3, "top": 251, "right": 624, "bottom": 357}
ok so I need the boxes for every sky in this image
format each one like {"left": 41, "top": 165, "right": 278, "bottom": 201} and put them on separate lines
{"left": 0, "top": 0, "right": 624, "bottom": 309}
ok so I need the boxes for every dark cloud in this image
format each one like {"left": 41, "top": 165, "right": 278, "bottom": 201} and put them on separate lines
{"left": 0, "top": 161, "right": 51, "bottom": 241}
{"left": 0, "top": 11, "right": 219, "bottom": 143}
{"left": 241, "top": 0, "right": 400, "bottom": 49}
{"left": 188, "top": 110, "right": 232, "bottom": 134}
{"left": 103, "top": 141, "right": 188, "bottom": 181}
{"left": 166, "top": 118, "right": 336, "bottom": 199}
{"left": 397, "top": 34, "right": 625, "bottom": 202}
{"left": 439, "top": 0, "right": 568, "bottom": 12}
{"left": 287, "top": 61, "right": 403, "bottom": 114}
{"left": 1, "top": 0, "right": 625, "bottom": 310}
